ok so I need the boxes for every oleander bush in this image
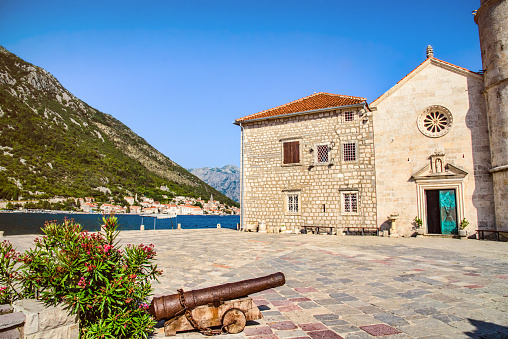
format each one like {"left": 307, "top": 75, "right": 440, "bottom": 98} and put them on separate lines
{"left": 0, "top": 215, "right": 162, "bottom": 339}
{"left": 0, "top": 240, "right": 22, "bottom": 304}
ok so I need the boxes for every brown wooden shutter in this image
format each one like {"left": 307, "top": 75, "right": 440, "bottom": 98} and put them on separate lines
{"left": 292, "top": 141, "right": 300, "bottom": 163}
{"left": 283, "top": 141, "right": 300, "bottom": 164}
{"left": 283, "top": 142, "right": 291, "bottom": 164}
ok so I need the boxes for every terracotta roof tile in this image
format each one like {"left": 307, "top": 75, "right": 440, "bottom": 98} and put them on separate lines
{"left": 236, "top": 92, "right": 366, "bottom": 123}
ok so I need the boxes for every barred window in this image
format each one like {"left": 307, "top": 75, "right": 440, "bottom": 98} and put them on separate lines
{"left": 287, "top": 193, "right": 299, "bottom": 213}
{"left": 344, "top": 111, "right": 354, "bottom": 122}
{"left": 342, "top": 192, "right": 358, "bottom": 214}
{"left": 317, "top": 144, "right": 329, "bottom": 163}
{"left": 343, "top": 142, "right": 356, "bottom": 162}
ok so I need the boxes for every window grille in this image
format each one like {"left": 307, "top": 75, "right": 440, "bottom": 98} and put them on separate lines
{"left": 288, "top": 194, "right": 299, "bottom": 213}
{"left": 343, "top": 142, "right": 356, "bottom": 161}
{"left": 344, "top": 111, "right": 354, "bottom": 122}
{"left": 343, "top": 192, "right": 358, "bottom": 213}
{"left": 317, "top": 145, "right": 329, "bottom": 163}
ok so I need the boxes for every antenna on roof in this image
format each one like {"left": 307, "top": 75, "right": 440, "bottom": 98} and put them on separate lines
{"left": 426, "top": 45, "right": 434, "bottom": 59}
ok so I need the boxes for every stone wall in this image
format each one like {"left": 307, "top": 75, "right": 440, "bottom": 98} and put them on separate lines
{"left": 372, "top": 60, "right": 495, "bottom": 235}
{"left": 241, "top": 107, "right": 376, "bottom": 231}
{"left": 0, "top": 305, "right": 24, "bottom": 339}
{"left": 476, "top": 0, "right": 508, "bottom": 229}
{"left": 13, "top": 299, "right": 79, "bottom": 339}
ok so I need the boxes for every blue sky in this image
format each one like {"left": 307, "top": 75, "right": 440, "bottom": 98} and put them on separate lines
{"left": 1, "top": 0, "right": 481, "bottom": 169}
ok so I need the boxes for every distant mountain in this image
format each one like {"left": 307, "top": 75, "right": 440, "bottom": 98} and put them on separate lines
{"left": 0, "top": 45, "right": 237, "bottom": 207}
{"left": 189, "top": 165, "right": 240, "bottom": 202}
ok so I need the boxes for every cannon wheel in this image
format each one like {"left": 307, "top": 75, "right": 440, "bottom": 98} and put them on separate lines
{"left": 222, "top": 308, "right": 246, "bottom": 334}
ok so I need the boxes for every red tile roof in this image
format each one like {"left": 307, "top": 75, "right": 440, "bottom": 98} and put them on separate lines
{"left": 236, "top": 92, "right": 366, "bottom": 123}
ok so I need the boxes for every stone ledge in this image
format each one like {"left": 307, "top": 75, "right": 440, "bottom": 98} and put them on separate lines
{"left": 0, "top": 312, "right": 25, "bottom": 330}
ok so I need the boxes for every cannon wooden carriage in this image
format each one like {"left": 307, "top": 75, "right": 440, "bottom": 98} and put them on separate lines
{"left": 149, "top": 272, "right": 285, "bottom": 336}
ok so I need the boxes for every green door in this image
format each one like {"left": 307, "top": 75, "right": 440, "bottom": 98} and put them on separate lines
{"left": 439, "top": 190, "right": 457, "bottom": 234}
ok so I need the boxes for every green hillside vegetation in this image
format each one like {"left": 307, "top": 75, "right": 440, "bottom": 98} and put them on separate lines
{"left": 0, "top": 46, "right": 238, "bottom": 207}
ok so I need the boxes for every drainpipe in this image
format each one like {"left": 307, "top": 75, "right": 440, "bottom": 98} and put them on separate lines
{"left": 239, "top": 122, "right": 245, "bottom": 231}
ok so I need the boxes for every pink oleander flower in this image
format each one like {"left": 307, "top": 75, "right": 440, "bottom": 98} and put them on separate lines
{"left": 77, "top": 277, "right": 87, "bottom": 288}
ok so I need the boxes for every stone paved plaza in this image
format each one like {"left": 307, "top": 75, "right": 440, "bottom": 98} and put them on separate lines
{"left": 6, "top": 229, "right": 508, "bottom": 338}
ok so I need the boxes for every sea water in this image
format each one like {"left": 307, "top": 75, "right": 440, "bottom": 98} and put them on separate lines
{"left": 0, "top": 212, "right": 240, "bottom": 236}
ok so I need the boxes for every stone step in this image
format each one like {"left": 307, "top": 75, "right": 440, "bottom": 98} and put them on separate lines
{"left": 0, "top": 311, "right": 25, "bottom": 339}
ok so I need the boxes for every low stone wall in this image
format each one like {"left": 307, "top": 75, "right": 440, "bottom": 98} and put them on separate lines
{"left": 0, "top": 304, "right": 25, "bottom": 339}
{"left": 12, "top": 299, "right": 79, "bottom": 339}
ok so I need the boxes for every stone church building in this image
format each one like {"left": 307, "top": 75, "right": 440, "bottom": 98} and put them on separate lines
{"left": 235, "top": 0, "right": 507, "bottom": 236}
{"left": 370, "top": 54, "right": 494, "bottom": 235}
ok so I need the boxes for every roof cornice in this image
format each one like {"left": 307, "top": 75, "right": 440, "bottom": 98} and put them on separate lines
{"left": 370, "top": 58, "right": 483, "bottom": 108}
{"left": 233, "top": 102, "right": 366, "bottom": 125}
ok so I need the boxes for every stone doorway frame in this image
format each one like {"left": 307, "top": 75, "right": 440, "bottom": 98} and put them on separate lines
{"left": 415, "top": 180, "right": 465, "bottom": 234}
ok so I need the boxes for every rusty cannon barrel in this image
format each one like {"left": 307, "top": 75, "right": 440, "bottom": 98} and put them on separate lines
{"left": 150, "top": 272, "right": 285, "bottom": 321}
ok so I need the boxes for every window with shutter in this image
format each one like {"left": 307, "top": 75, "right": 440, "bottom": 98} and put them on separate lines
{"left": 283, "top": 141, "right": 300, "bottom": 164}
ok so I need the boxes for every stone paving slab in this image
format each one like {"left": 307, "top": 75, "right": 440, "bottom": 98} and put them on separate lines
{"left": 5, "top": 229, "right": 508, "bottom": 338}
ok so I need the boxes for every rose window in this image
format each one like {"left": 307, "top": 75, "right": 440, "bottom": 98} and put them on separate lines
{"left": 417, "top": 105, "right": 453, "bottom": 138}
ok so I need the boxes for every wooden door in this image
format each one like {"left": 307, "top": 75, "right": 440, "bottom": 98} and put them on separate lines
{"left": 425, "top": 189, "right": 458, "bottom": 234}
{"left": 439, "top": 189, "right": 457, "bottom": 234}
{"left": 426, "top": 190, "right": 441, "bottom": 234}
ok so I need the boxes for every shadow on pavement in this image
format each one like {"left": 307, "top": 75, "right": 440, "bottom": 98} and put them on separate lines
{"left": 465, "top": 318, "right": 508, "bottom": 338}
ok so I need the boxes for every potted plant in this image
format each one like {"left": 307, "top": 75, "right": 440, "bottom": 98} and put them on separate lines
{"left": 459, "top": 218, "right": 469, "bottom": 237}
{"left": 414, "top": 216, "right": 424, "bottom": 235}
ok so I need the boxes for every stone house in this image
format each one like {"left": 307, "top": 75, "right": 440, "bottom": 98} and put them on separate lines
{"left": 143, "top": 206, "right": 159, "bottom": 214}
{"left": 179, "top": 204, "right": 203, "bottom": 215}
{"left": 130, "top": 205, "right": 141, "bottom": 214}
{"left": 124, "top": 196, "right": 135, "bottom": 205}
{"left": 235, "top": 93, "right": 377, "bottom": 232}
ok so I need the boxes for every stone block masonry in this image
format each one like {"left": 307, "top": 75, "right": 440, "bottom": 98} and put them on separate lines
{"left": 241, "top": 108, "right": 376, "bottom": 231}
{"left": 12, "top": 299, "right": 78, "bottom": 339}
{"left": 371, "top": 59, "right": 495, "bottom": 235}
{"left": 475, "top": 0, "right": 508, "bottom": 229}
{"left": 0, "top": 311, "right": 25, "bottom": 339}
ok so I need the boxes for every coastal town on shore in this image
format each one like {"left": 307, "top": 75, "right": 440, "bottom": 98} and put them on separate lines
{"left": 0, "top": 194, "right": 240, "bottom": 216}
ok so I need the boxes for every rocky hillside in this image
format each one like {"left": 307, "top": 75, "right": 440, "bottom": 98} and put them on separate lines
{"left": 0, "top": 46, "right": 237, "bottom": 206}
{"left": 189, "top": 165, "right": 240, "bottom": 202}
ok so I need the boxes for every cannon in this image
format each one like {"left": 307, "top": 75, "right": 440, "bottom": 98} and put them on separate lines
{"left": 150, "top": 272, "right": 285, "bottom": 336}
